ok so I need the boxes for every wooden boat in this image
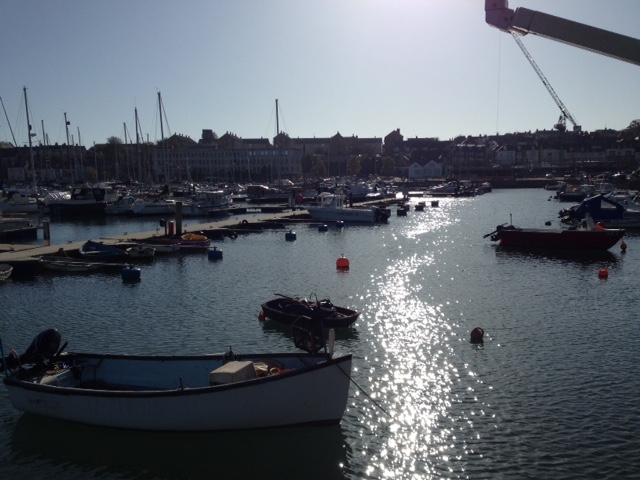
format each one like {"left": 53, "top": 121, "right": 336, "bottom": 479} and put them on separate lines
{"left": 261, "top": 295, "right": 360, "bottom": 328}
{"left": 0, "top": 263, "right": 13, "bottom": 281}
{"left": 1, "top": 328, "right": 352, "bottom": 432}
{"left": 79, "top": 240, "right": 129, "bottom": 261}
{"left": 485, "top": 223, "right": 625, "bottom": 250}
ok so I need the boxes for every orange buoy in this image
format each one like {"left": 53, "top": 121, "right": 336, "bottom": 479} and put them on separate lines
{"left": 598, "top": 267, "right": 608, "bottom": 279}
{"left": 258, "top": 311, "right": 266, "bottom": 321}
{"left": 336, "top": 256, "right": 350, "bottom": 269}
{"left": 470, "top": 327, "right": 484, "bottom": 344}
{"left": 621, "top": 240, "right": 627, "bottom": 252}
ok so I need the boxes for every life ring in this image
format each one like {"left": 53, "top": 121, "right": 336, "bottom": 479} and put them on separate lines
{"left": 241, "top": 219, "right": 248, "bottom": 224}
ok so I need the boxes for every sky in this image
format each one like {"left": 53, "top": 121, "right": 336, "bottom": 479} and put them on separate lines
{"left": 1, "top": 0, "right": 639, "bottom": 149}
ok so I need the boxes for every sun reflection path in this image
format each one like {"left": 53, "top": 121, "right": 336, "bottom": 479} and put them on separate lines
{"left": 347, "top": 200, "right": 488, "bottom": 479}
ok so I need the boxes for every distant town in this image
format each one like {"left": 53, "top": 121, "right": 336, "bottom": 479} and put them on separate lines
{"left": 1, "top": 119, "right": 639, "bottom": 187}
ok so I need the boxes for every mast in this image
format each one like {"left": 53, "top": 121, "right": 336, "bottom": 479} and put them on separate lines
{"left": 64, "top": 112, "right": 74, "bottom": 184}
{"left": 158, "top": 91, "right": 166, "bottom": 182}
{"left": 0, "top": 96, "right": 18, "bottom": 146}
{"left": 77, "top": 127, "right": 84, "bottom": 182}
{"left": 123, "top": 122, "right": 131, "bottom": 180}
{"left": 135, "top": 107, "right": 142, "bottom": 183}
{"left": 23, "top": 87, "right": 36, "bottom": 188}
{"left": 275, "top": 98, "right": 280, "bottom": 142}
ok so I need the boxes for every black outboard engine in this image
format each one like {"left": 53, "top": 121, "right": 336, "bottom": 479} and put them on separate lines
{"left": 1, "top": 328, "right": 62, "bottom": 372}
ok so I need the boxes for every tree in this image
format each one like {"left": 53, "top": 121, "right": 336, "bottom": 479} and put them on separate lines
{"left": 314, "top": 158, "right": 327, "bottom": 178}
{"left": 380, "top": 156, "right": 395, "bottom": 177}
{"left": 107, "top": 136, "right": 123, "bottom": 145}
{"left": 347, "top": 155, "right": 362, "bottom": 176}
{"left": 301, "top": 154, "right": 314, "bottom": 185}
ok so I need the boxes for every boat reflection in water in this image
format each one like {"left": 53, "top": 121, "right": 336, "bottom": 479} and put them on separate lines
{"left": 12, "top": 415, "right": 351, "bottom": 480}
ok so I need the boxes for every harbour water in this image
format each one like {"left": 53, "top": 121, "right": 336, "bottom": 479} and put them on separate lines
{"left": 1, "top": 189, "right": 639, "bottom": 479}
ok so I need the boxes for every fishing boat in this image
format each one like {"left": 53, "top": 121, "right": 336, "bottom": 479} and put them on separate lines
{"left": 0, "top": 328, "right": 352, "bottom": 432}
{"left": 79, "top": 240, "right": 129, "bottom": 261}
{"left": 261, "top": 294, "right": 360, "bottom": 328}
{"left": 484, "top": 222, "right": 625, "bottom": 251}
{"left": 306, "top": 192, "right": 390, "bottom": 224}
{"left": 558, "top": 194, "right": 640, "bottom": 229}
{"left": 0, "top": 263, "right": 13, "bottom": 281}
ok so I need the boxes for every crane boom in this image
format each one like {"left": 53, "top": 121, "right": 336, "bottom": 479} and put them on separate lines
{"left": 510, "top": 31, "right": 581, "bottom": 132}
{"left": 485, "top": 0, "right": 640, "bottom": 66}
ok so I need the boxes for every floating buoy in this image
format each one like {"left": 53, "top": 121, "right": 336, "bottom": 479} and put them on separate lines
{"left": 598, "top": 267, "right": 609, "bottom": 279}
{"left": 121, "top": 265, "right": 141, "bottom": 282}
{"left": 545, "top": 221, "right": 552, "bottom": 226}
{"left": 621, "top": 240, "right": 627, "bottom": 252}
{"left": 470, "top": 327, "right": 484, "bottom": 344}
{"left": 397, "top": 208, "right": 407, "bottom": 217}
{"left": 335, "top": 221, "right": 345, "bottom": 229}
{"left": 208, "top": 246, "right": 223, "bottom": 260}
{"left": 318, "top": 224, "right": 328, "bottom": 232}
{"left": 285, "top": 230, "right": 296, "bottom": 241}
{"left": 258, "top": 311, "right": 266, "bottom": 321}
{"left": 336, "top": 256, "right": 350, "bottom": 270}
{"left": 431, "top": 200, "right": 439, "bottom": 207}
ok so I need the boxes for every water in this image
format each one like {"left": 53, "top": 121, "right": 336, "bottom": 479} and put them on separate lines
{"left": 2, "top": 189, "right": 639, "bottom": 479}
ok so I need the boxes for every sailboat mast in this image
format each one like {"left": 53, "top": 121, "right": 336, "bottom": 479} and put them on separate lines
{"left": 275, "top": 98, "right": 279, "bottom": 141}
{"left": 64, "top": 112, "right": 75, "bottom": 184}
{"left": 158, "top": 91, "right": 167, "bottom": 182}
{"left": 23, "top": 87, "right": 36, "bottom": 188}
{"left": 135, "top": 107, "right": 143, "bottom": 183}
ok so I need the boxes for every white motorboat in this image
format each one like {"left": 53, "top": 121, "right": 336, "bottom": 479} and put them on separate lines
{"left": 306, "top": 192, "right": 389, "bottom": 224}
{"left": 1, "top": 328, "right": 352, "bottom": 432}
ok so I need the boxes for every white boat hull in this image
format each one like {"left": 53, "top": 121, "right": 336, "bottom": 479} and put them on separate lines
{"left": 4, "top": 352, "right": 352, "bottom": 431}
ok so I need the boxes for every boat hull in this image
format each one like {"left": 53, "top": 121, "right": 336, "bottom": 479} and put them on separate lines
{"left": 493, "top": 227, "right": 625, "bottom": 250}
{"left": 4, "top": 352, "right": 352, "bottom": 431}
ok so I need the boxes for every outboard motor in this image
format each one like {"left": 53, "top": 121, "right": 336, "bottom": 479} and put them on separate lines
{"left": 1, "top": 328, "right": 62, "bottom": 372}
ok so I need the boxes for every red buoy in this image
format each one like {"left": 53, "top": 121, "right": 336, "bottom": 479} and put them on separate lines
{"left": 621, "top": 240, "right": 627, "bottom": 252}
{"left": 258, "top": 311, "right": 266, "bottom": 321}
{"left": 598, "top": 268, "right": 608, "bottom": 279}
{"left": 470, "top": 327, "right": 484, "bottom": 344}
{"left": 336, "top": 256, "right": 350, "bottom": 269}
